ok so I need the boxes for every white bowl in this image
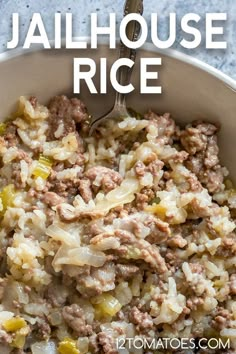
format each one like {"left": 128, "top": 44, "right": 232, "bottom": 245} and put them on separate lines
{"left": 0, "top": 39, "right": 235, "bottom": 176}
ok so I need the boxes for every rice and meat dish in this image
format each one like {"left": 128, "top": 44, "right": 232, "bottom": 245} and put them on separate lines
{"left": 0, "top": 95, "right": 235, "bottom": 354}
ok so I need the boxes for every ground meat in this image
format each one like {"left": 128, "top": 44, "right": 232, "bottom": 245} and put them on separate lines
{"left": 44, "top": 209, "right": 55, "bottom": 226}
{"left": 135, "top": 192, "right": 149, "bottom": 210}
{"left": 4, "top": 123, "right": 19, "bottom": 147}
{"left": 212, "top": 315, "right": 228, "bottom": 330}
{"left": 78, "top": 210, "right": 105, "bottom": 220}
{"left": 76, "top": 263, "right": 116, "bottom": 296}
{"left": 148, "top": 159, "right": 164, "bottom": 175}
{"left": 181, "top": 126, "right": 207, "bottom": 155}
{"left": 229, "top": 274, "right": 236, "bottom": 295}
{"left": 27, "top": 187, "right": 41, "bottom": 200}
{"left": 47, "top": 95, "right": 88, "bottom": 140}
{"left": 47, "top": 282, "right": 68, "bottom": 307}
{"left": 135, "top": 161, "right": 146, "bottom": 176}
{"left": 97, "top": 332, "right": 118, "bottom": 354}
{"left": 212, "top": 308, "right": 231, "bottom": 330}
{"left": 186, "top": 174, "right": 202, "bottom": 192}
{"left": 145, "top": 111, "right": 176, "bottom": 139}
{"left": 171, "top": 150, "right": 189, "bottom": 164}
{"left": 142, "top": 187, "right": 156, "bottom": 200}
{"left": 145, "top": 216, "right": 170, "bottom": 244}
{"left": 57, "top": 203, "right": 104, "bottom": 223}
{"left": 181, "top": 121, "right": 218, "bottom": 153}
{"left": 114, "top": 229, "right": 135, "bottom": 243}
{"left": 78, "top": 178, "right": 93, "bottom": 203}
{"left": 167, "top": 234, "right": 187, "bottom": 248}
{"left": 114, "top": 229, "right": 167, "bottom": 272}
{"left": 85, "top": 166, "right": 123, "bottom": 193}
{"left": 29, "top": 96, "right": 37, "bottom": 108}
{"left": 186, "top": 153, "right": 204, "bottom": 175}
{"left": 190, "top": 198, "right": 212, "bottom": 217}
{"left": 42, "top": 191, "right": 65, "bottom": 206}
{"left": 204, "top": 135, "right": 219, "bottom": 168}
{"left": 223, "top": 234, "right": 236, "bottom": 249}
{"left": 12, "top": 163, "right": 25, "bottom": 189}
{"left": 127, "top": 244, "right": 167, "bottom": 272}
{"left": 15, "top": 149, "right": 32, "bottom": 163}
{"left": 198, "top": 166, "right": 227, "bottom": 193}
{"left": 194, "top": 121, "right": 219, "bottom": 136}
{"left": 215, "top": 234, "right": 236, "bottom": 257}
{"left": 189, "top": 263, "right": 204, "bottom": 274}
{"left": 89, "top": 334, "right": 100, "bottom": 353}
{"left": 34, "top": 319, "right": 51, "bottom": 340}
{"left": 129, "top": 306, "right": 154, "bottom": 331}
{"left": 49, "top": 178, "right": 80, "bottom": 199}
{"left": 135, "top": 187, "right": 156, "bottom": 210}
{"left": 116, "top": 264, "right": 139, "bottom": 279}
{"left": 0, "top": 330, "right": 12, "bottom": 344}
{"left": 135, "top": 159, "right": 164, "bottom": 178}
{"left": 121, "top": 219, "right": 146, "bottom": 239}
{"left": 86, "top": 222, "right": 103, "bottom": 237}
{"left": 103, "top": 211, "right": 120, "bottom": 224}
{"left": 182, "top": 122, "right": 226, "bottom": 194}
{"left": 62, "top": 304, "right": 93, "bottom": 336}
{"left": 90, "top": 232, "right": 120, "bottom": 248}
{"left": 186, "top": 296, "right": 204, "bottom": 310}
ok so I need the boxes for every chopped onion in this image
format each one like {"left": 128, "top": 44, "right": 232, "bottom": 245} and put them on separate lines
{"left": 49, "top": 310, "right": 62, "bottom": 326}
{"left": 68, "top": 247, "right": 106, "bottom": 267}
{"left": 2, "top": 281, "right": 29, "bottom": 310}
{"left": 115, "top": 282, "right": 133, "bottom": 306}
{"left": 24, "top": 303, "right": 49, "bottom": 316}
{"left": 95, "top": 178, "right": 140, "bottom": 213}
{"left": 77, "top": 337, "right": 89, "bottom": 354}
{"left": 46, "top": 224, "right": 80, "bottom": 247}
{"left": 53, "top": 245, "right": 106, "bottom": 271}
{"left": 31, "top": 341, "right": 57, "bottom": 354}
{"left": 92, "top": 236, "right": 120, "bottom": 251}
{"left": 0, "top": 311, "right": 14, "bottom": 324}
{"left": 106, "top": 178, "right": 139, "bottom": 201}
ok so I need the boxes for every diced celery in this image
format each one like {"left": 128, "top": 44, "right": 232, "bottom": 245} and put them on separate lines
{"left": 3, "top": 317, "right": 27, "bottom": 332}
{"left": 58, "top": 338, "right": 80, "bottom": 354}
{"left": 149, "top": 196, "right": 160, "bottom": 205}
{"left": 0, "top": 184, "right": 16, "bottom": 214}
{"left": 145, "top": 203, "right": 166, "bottom": 219}
{"left": 0, "top": 123, "right": 7, "bottom": 135}
{"left": 225, "top": 179, "right": 233, "bottom": 189}
{"left": 214, "top": 279, "right": 224, "bottom": 288}
{"left": 11, "top": 332, "right": 26, "bottom": 349}
{"left": 32, "top": 155, "right": 53, "bottom": 179}
{"left": 127, "top": 107, "right": 142, "bottom": 119}
{"left": 92, "top": 294, "right": 121, "bottom": 317}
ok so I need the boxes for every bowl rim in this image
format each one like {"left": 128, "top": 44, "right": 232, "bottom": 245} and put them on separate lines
{"left": 0, "top": 36, "right": 235, "bottom": 91}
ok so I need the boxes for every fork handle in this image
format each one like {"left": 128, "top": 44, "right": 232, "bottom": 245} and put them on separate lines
{"left": 115, "top": 0, "right": 143, "bottom": 107}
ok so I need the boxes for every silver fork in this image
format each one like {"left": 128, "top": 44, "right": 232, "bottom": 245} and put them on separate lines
{"left": 90, "top": 0, "right": 143, "bottom": 134}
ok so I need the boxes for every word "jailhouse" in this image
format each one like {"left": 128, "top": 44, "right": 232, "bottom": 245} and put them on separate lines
{"left": 7, "top": 13, "right": 227, "bottom": 94}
